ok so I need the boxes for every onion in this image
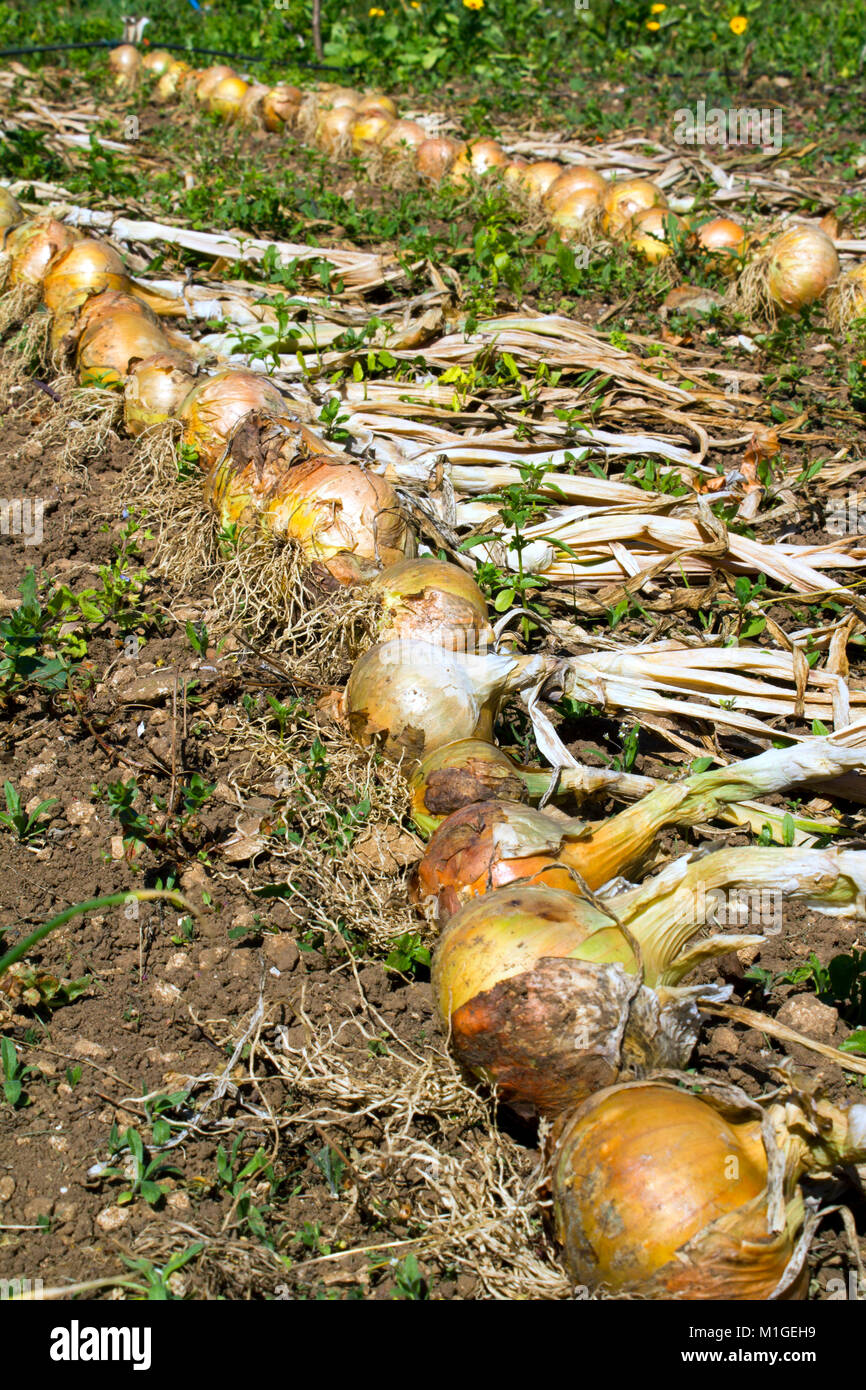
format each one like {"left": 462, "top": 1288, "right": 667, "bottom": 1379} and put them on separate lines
{"left": 350, "top": 111, "right": 394, "bottom": 154}
{"left": 42, "top": 239, "right": 127, "bottom": 312}
{"left": 514, "top": 161, "right": 563, "bottom": 204}
{"left": 156, "top": 62, "right": 192, "bottom": 100}
{"left": 450, "top": 139, "right": 508, "bottom": 187}
{"left": 205, "top": 412, "right": 327, "bottom": 523}
{"left": 369, "top": 557, "right": 493, "bottom": 649}
{"left": 543, "top": 165, "right": 605, "bottom": 213}
{"left": 827, "top": 262, "right": 866, "bottom": 333}
{"left": 346, "top": 641, "right": 551, "bottom": 763}
{"left": 194, "top": 66, "right": 236, "bottom": 103}
{"left": 77, "top": 310, "right": 172, "bottom": 388}
{"left": 416, "top": 138, "right": 462, "bottom": 183}
{"left": 3, "top": 216, "right": 78, "bottom": 288}
{"left": 51, "top": 287, "right": 159, "bottom": 354}
{"left": 764, "top": 225, "right": 840, "bottom": 314}
{"left": 410, "top": 739, "right": 531, "bottom": 835}
{"left": 380, "top": 120, "right": 428, "bottom": 161}
{"left": 320, "top": 88, "right": 361, "bottom": 111}
{"left": 629, "top": 206, "right": 683, "bottom": 262}
{"left": 177, "top": 369, "right": 290, "bottom": 468}
{"left": 237, "top": 83, "right": 270, "bottom": 127}
{"left": 695, "top": 216, "right": 746, "bottom": 268}
{"left": 123, "top": 350, "right": 199, "bottom": 435}
{"left": 315, "top": 107, "right": 355, "bottom": 157}
{"left": 550, "top": 187, "right": 602, "bottom": 240}
{"left": 356, "top": 93, "right": 397, "bottom": 118}
{"left": 602, "top": 178, "right": 667, "bottom": 237}
{"left": 208, "top": 76, "right": 249, "bottom": 120}
{"left": 551, "top": 1082, "right": 866, "bottom": 1299}
{"left": 0, "top": 187, "right": 23, "bottom": 231}
{"left": 262, "top": 85, "right": 303, "bottom": 131}
{"left": 109, "top": 44, "right": 140, "bottom": 89}
{"left": 142, "top": 49, "right": 174, "bottom": 76}
{"left": 261, "top": 458, "right": 412, "bottom": 573}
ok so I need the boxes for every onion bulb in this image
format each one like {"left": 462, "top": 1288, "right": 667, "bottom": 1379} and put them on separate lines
{"left": 694, "top": 216, "right": 746, "bottom": 271}
{"left": 356, "top": 93, "right": 397, "bottom": 118}
{"left": 142, "top": 49, "right": 174, "bottom": 76}
{"left": 380, "top": 120, "right": 428, "bottom": 161}
{"left": 208, "top": 76, "right": 249, "bottom": 120}
{"left": 315, "top": 107, "right": 355, "bottom": 157}
{"left": 369, "top": 557, "right": 493, "bottom": 650}
{"left": 77, "top": 310, "right": 172, "bottom": 388}
{"left": 416, "top": 138, "right": 462, "bottom": 183}
{"left": 51, "top": 287, "right": 159, "bottom": 355}
{"left": 237, "top": 83, "right": 270, "bottom": 127}
{"left": 262, "top": 85, "right": 302, "bottom": 131}
{"left": 450, "top": 140, "right": 508, "bottom": 187}
{"left": 602, "top": 178, "right": 667, "bottom": 237}
{"left": 177, "top": 369, "right": 290, "bottom": 468}
{"left": 550, "top": 188, "right": 602, "bottom": 241}
{"left": 323, "top": 88, "right": 361, "bottom": 111}
{"left": 0, "top": 187, "right": 23, "bottom": 232}
{"left": 629, "top": 206, "right": 683, "bottom": 262}
{"left": 410, "top": 740, "right": 532, "bottom": 836}
{"left": 347, "top": 642, "right": 551, "bottom": 763}
{"left": 123, "top": 350, "right": 199, "bottom": 435}
{"left": 156, "top": 61, "right": 192, "bottom": 101}
{"left": 760, "top": 225, "right": 840, "bottom": 315}
{"left": 551, "top": 1082, "right": 866, "bottom": 1299}
{"left": 350, "top": 111, "right": 394, "bottom": 154}
{"left": 42, "top": 239, "right": 127, "bottom": 312}
{"left": 194, "top": 66, "right": 236, "bottom": 103}
{"left": 260, "top": 458, "right": 411, "bottom": 573}
{"left": 513, "top": 161, "right": 563, "bottom": 204}
{"left": 3, "top": 217, "right": 78, "bottom": 289}
{"left": 109, "top": 44, "right": 140, "bottom": 89}
{"left": 827, "top": 262, "right": 866, "bottom": 333}
{"left": 543, "top": 165, "right": 605, "bottom": 213}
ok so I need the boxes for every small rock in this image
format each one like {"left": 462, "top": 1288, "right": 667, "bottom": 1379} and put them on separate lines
{"left": 48, "top": 1135, "right": 69, "bottom": 1153}
{"left": 777, "top": 994, "right": 839, "bottom": 1043}
{"left": 166, "top": 1190, "right": 190, "bottom": 1212}
{"left": 264, "top": 935, "right": 300, "bottom": 974}
{"left": 198, "top": 946, "right": 229, "bottom": 971}
{"left": 65, "top": 799, "right": 96, "bottom": 825}
{"left": 96, "top": 1205, "right": 130, "bottom": 1233}
{"left": 54, "top": 1202, "right": 78, "bottom": 1224}
{"left": 0, "top": 1176, "right": 15, "bottom": 1202}
{"left": 708, "top": 1026, "right": 740, "bottom": 1057}
{"left": 737, "top": 944, "right": 761, "bottom": 966}
{"left": 74, "top": 1038, "right": 111, "bottom": 1060}
{"left": 166, "top": 951, "right": 189, "bottom": 972}
{"left": 152, "top": 980, "right": 182, "bottom": 1005}
{"left": 110, "top": 835, "right": 126, "bottom": 860}
{"left": 23, "top": 1197, "right": 54, "bottom": 1220}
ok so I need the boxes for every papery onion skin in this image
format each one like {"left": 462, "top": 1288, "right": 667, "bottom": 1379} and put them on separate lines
{"left": 602, "top": 178, "right": 667, "bottom": 237}
{"left": 450, "top": 140, "right": 508, "bottom": 187}
{"left": 416, "top": 138, "right": 462, "bottom": 183}
{"left": 42, "top": 239, "right": 127, "bottom": 312}
{"left": 550, "top": 188, "right": 602, "bottom": 240}
{"left": 356, "top": 93, "right": 398, "bottom": 118}
{"left": 156, "top": 62, "right": 192, "bottom": 100}
{"left": 238, "top": 83, "right": 271, "bottom": 127}
{"left": 123, "top": 351, "right": 199, "bottom": 435}
{"left": 142, "top": 49, "right": 174, "bottom": 76}
{"left": 766, "top": 225, "right": 840, "bottom": 313}
{"left": 827, "top": 262, "right": 866, "bottom": 332}
{"left": 261, "top": 458, "right": 411, "bottom": 572}
{"left": 515, "top": 162, "right": 564, "bottom": 203}
{"left": 350, "top": 111, "right": 394, "bottom": 154}
{"left": 315, "top": 107, "right": 355, "bottom": 156}
{"left": 177, "top": 369, "right": 290, "bottom": 469}
{"left": 209, "top": 76, "right": 249, "bottom": 120}
{"left": 323, "top": 88, "right": 362, "bottom": 111}
{"left": 629, "top": 206, "right": 682, "bottom": 263}
{"left": 205, "top": 414, "right": 329, "bottom": 527}
{"left": 76, "top": 311, "right": 172, "bottom": 388}
{"left": 194, "top": 66, "right": 236, "bottom": 102}
{"left": 696, "top": 216, "right": 746, "bottom": 256}
{"left": 369, "top": 557, "right": 493, "bottom": 650}
{"left": 262, "top": 85, "right": 302, "bottom": 131}
{"left": 381, "top": 120, "right": 428, "bottom": 160}
{"left": 109, "top": 44, "right": 140, "bottom": 87}
{"left": 4, "top": 217, "right": 78, "bottom": 288}
{"left": 0, "top": 187, "right": 23, "bottom": 231}
{"left": 51, "top": 287, "right": 159, "bottom": 355}
{"left": 544, "top": 165, "right": 605, "bottom": 213}
{"left": 550, "top": 1083, "right": 806, "bottom": 1300}
{"left": 409, "top": 739, "right": 530, "bottom": 836}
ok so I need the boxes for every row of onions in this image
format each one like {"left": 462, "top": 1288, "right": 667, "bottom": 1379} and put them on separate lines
{"left": 105, "top": 43, "right": 866, "bottom": 325}
{"left": 5, "top": 106, "right": 866, "bottom": 1300}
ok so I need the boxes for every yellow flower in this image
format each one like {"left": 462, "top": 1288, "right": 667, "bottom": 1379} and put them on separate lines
{"left": 463, "top": 0, "right": 484, "bottom": 9}
{"left": 646, "top": 19, "right": 661, "bottom": 29}
{"left": 411, "top": 1, "right": 421, "bottom": 6}
{"left": 729, "top": 15, "right": 748, "bottom": 34}
{"left": 650, "top": 3, "right": 666, "bottom": 11}
{"left": 369, "top": 5, "right": 385, "bottom": 14}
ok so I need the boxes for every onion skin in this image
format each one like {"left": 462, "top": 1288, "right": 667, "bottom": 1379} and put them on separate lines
{"left": 356, "top": 93, "right": 397, "bottom": 118}
{"left": 76, "top": 311, "right": 172, "bottom": 388}
{"left": 177, "top": 369, "right": 290, "bottom": 469}
{"left": 550, "top": 1083, "right": 808, "bottom": 1300}
{"left": 156, "top": 62, "right": 192, "bottom": 100}
{"left": 629, "top": 206, "right": 682, "bottom": 263}
{"left": 208, "top": 76, "right": 249, "bottom": 120}
{"left": 350, "top": 111, "right": 394, "bottom": 154}
{"left": 602, "top": 178, "right": 667, "bottom": 237}
{"left": 142, "top": 49, "right": 174, "bottom": 76}
{"left": 4, "top": 217, "right": 78, "bottom": 288}
{"left": 51, "top": 287, "right": 159, "bottom": 355}
{"left": 109, "top": 44, "right": 140, "bottom": 88}
{"left": 0, "top": 187, "right": 23, "bottom": 232}
{"left": 194, "top": 66, "right": 236, "bottom": 103}
{"left": 380, "top": 120, "right": 428, "bottom": 160}
{"left": 123, "top": 351, "right": 199, "bottom": 435}
{"left": 261, "top": 458, "right": 411, "bottom": 572}
{"left": 369, "top": 557, "right": 493, "bottom": 650}
{"left": 416, "top": 138, "right": 462, "bottom": 183}
{"left": 695, "top": 216, "right": 746, "bottom": 265}
{"left": 409, "top": 739, "right": 530, "bottom": 836}
{"left": 205, "top": 414, "right": 329, "bottom": 526}
{"left": 238, "top": 83, "right": 270, "bottom": 127}
{"left": 827, "top": 262, "right": 866, "bottom": 332}
{"left": 450, "top": 140, "right": 508, "bottom": 187}
{"left": 544, "top": 165, "right": 605, "bottom": 213}
{"left": 262, "top": 85, "right": 302, "bottom": 131}
{"left": 515, "top": 161, "right": 563, "bottom": 203}
{"left": 766, "top": 225, "right": 840, "bottom": 313}
{"left": 550, "top": 188, "right": 602, "bottom": 240}
{"left": 42, "top": 240, "right": 127, "bottom": 312}
{"left": 315, "top": 108, "right": 355, "bottom": 157}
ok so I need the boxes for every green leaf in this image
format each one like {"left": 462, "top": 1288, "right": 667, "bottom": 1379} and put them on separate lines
{"left": 839, "top": 1029, "right": 866, "bottom": 1055}
{"left": 690, "top": 757, "right": 714, "bottom": 774}
{"left": 493, "top": 588, "right": 516, "bottom": 612}
{"left": 152, "top": 1118, "right": 171, "bottom": 1147}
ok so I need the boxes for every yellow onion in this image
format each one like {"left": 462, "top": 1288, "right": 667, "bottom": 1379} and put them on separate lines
{"left": 208, "top": 76, "right": 249, "bottom": 120}
{"left": 551, "top": 1082, "right": 866, "bottom": 1299}
{"left": 514, "top": 161, "right": 563, "bottom": 204}
{"left": 261, "top": 459, "right": 412, "bottom": 575}
{"left": 50, "top": 287, "right": 159, "bottom": 354}
{"left": 194, "top": 66, "right": 236, "bottom": 103}
{"left": 315, "top": 107, "right": 355, "bottom": 157}
{"left": 356, "top": 93, "right": 397, "bottom": 118}
{"left": 237, "top": 82, "right": 270, "bottom": 127}
{"left": 694, "top": 216, "right": 746, "bottom": 270}
{"left": 764, "top": 225, "right": 840, "bottom": 314}
{"left": 502, "top": 160, "right": 529, "bottom": 192}
{"left": 410, "top": 740, "right": 533, "bottom": 836}
{"left": 142, "top": 49, "right": 174, "bottom": 76}
{"left": 77, "top": 310, "right": 172, "bottom": 388}
{"left": 380, "top": 120, "right": 428, "bottom": 161}
{"left": 156, "top": 61, "right": 191, "bottom": 100}
{"left": 543, "top": 165, "right": 605, "bottom": 213}
{"left": 827, "top": 262, "right": 866, "bottom": 333}
{"left": 322, "top": 88, "right": 362, "bottom": 111}
{"left": 450, "top": 139, "right": 508, "bottom": 187}
{"left": 3, "top": 216, "right": 78, "bottom": 288}
{"left": 416, "top": 137, "right": 462, "bottom": 183}
{"left": 629, "top": 206, "right": 683, "bottom": 262}
{"left": 350, "top": 110, "right": 394, "bottom": 154}
{"left": 205, "top": 413, "right": 338, "bottom": 526}
{"left": 123, "top": 350, "right": 199, "bottom": 435}
{"left": 42, "top": 239, "right": 127, "bottom": 312}
{"left": 550, "top": 187, "right": 602, "bottom": 240}
{"left": 177, "top": 369, "right": 290, "bottom": 469}
{"left": 262, "top": 85, "right": 303, "bottom": 131}
{"left": 346, "top": 642, "right": 550, "bottom": 763}
{"left": 0, "top": 187, "right": 23, "bottom": 231}
{"left": 109, "top": 44, "right": 140, "bottom": 89}
{"left": 602, "top": 178, "right": 667, "bottom": 237}
{"left": 369, "top": 557, "right": 493, "bottom": 650}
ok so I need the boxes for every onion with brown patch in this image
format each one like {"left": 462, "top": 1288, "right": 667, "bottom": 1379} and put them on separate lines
{"left": 124, "top": 351, "right": 200, "bottom": 435}
{"left": 601, "top": 178, "right": 667, "bottom": 237}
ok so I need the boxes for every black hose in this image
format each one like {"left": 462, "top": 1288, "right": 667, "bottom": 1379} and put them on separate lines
{"left": 0, "top": 39, "right": 355, "bottom": 71}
